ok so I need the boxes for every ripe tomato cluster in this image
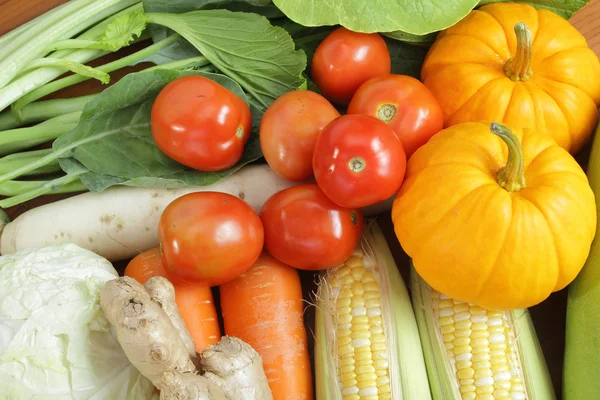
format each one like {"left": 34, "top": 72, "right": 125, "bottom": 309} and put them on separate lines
{"left": 151, "top": 27, "right": 444, "bottom": 287}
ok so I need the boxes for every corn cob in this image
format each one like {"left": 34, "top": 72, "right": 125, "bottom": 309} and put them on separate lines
{"left": 315, "top": 221, "right": 431, "bottom": 400}
{"left": 410, "top": 266, "right": 556, "bottom": 400}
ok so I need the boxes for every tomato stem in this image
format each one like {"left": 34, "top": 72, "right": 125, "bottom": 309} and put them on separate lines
{"left": 348, "top": 156, "right": 366, "bottom": 173}
{"left": 377, "top": 104, "right": 396, "bottom": 122}
{"left": 490, "top": 122, "right": 526, "bottom": 192}
{"left": 235, "top": 126, "right": 244, "bottom": 139}
{"left": 504, "top": 22, "right": 533, "bottom": 81}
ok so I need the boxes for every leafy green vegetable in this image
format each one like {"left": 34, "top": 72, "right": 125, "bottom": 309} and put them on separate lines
{"left": 383, "top": 31, "right": 437, "bottom": 47}
{"left": 142, "top": 0, "right": 279, "bottom": 49}
{"left": 147, "top": 10, "right": 307, "bottom": 112}
{"left": 271, "top": 0, "right": 480, "bottom": 35}
{"left": 386, "top": 38, "right": 428, "bottom": 78}
{"left": 46, "top": 8, "right": 148, "bottom": 52}
{"left": 134, "top": 37, "right": 201, "bottom": 65}
{"left": 54, "top": 69, "right": 263, "bottom": 192}
{"left": 55, "top": 69, "right": 260, "bottom": 181}
{"left": 0, "top": 69, "right": 263, "bottom": 196}
{"left": 273, "top": 20, "right": 334, "bottom": 65}
{"left": 22, "top": 58, "right": 110, "bottom": 84}
{"left": 143, "top": 0, "right": 271, "bottom": 15}
{"left": 97, "top": 8, "right": 148, "bottom": 50}
{"left": 477, "top": 0, "right": 589, "bottom": 19}
{"left": 0, "top": 244, "right": 158, "bottom": 399}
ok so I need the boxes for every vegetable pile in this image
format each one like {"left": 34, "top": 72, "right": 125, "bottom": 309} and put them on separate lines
{"left": 0, "top": 0, "right": 599, "bottom": 399}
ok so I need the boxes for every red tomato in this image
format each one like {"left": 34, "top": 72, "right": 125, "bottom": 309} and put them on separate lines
{"left": 151, "top": 75, "right": 252, "bottom": 171}
{"left": 348, "top": 74, "right": 443, "bottom": 157}
{"left": 311, "top": 27, "right": 391, "bottom": 105}
{"left": 260, "top": 90, "right": 340, "bottom": 182}
{"left": 260, "top": 184, "right": 364, "bottom": 270}
{"left": 159, "top": 192, "right": 264, "bottom": 286}
{"left": 313, "top": 114, "right": 406, "bottom": 208}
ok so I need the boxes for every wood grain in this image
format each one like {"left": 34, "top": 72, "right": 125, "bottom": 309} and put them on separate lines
{"left": 0, "top": 1, "right": 599, "bottom": 399}
{"left": 571, "top": 1, "right": 600, "bottom": 54}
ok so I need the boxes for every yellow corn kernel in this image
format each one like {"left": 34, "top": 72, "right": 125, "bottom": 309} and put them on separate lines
{"left": 417, "top": 270, "right": 549, "bottom": 400}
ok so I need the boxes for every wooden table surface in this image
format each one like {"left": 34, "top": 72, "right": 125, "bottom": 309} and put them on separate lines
{"left": 0, "top": 1, "right": 599, "bottom": 398}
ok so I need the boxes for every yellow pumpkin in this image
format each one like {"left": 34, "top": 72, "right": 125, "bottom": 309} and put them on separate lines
{"left": 421, "top": 3, "right": 600, "bottom": 154}
{"left": 391, "top": 121, "right": 596, "bottom": 310}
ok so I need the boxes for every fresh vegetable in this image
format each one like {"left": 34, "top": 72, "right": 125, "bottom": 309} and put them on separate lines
{"left": 0, "top": 2, "right": 145, "bottom": 112}
{"left": 392, "top": 121, "right": 596, "bottom": 310}
{"left": 421, "top": 2, "right": 600, "bottom": 154}
{"left": 0, "top": 163, "right": 391, "bottom": 262}
{"left": 260, "top": 183, "right": 365, "bottom": 270}
{"left": 314, "top": 221, "right": 431, "bottom": 400}
{"left": 313, "top": 114, "right": 406, "bottom": 208}
{"left": 125, "top": 248, "right": 222, "bottom": 354}
{"left": 0, "top": 94, "right": 96, "bottom": 131}
{"left": 160, "top": 371, "right": 227, "bottom": 400}
{"left": 311, "top": 28, "right": 391, "bottom": 105}
{"left": 199, "top": 336, "right": 274, "bottom": 400}
{"left": 0, "top": 111, "right": 81, "bottom": 156}
{"left": 411, "top": 266, "right": 556, "bottom": 400}
{"left": 272, "top": 0, "right": 479, "bottom": 35}
{"left": 220, "top": 252, "right": 313, "bottom": 400}
{"left": 145, "top": 9, "right": 307, "bottom": 112}
{"left": 151, "top": 75, "right": 252, "bottom": 171}
{"left": 0, "top": 244, "right": 156, "bottom": 399}
{"left": 347, "top": 74, "right": 443, "bottom": 157}
{"left": 0, "top": 0, "right": 140, "bottom": 92}
{"left": 158, "top": 336, "right": 276, "bottom": 400}
{"left": 159, "top": 192, "right": 264, "bottom": 287}
{"left": 260, "top": 90, "right": 340, "bottom": 182}
{"left": 101, "top": 276, "right": 197, "bottom": 388}
{"left": 101, "top": 276, "right": 274, "bottom": 399}
{"left": 144, "top": 276, "right": 198, "bottom": 360}
{"left": 0, "top": 149, "right": 62, "bottom": 176}
{"left": 564, "top": 122, "right": 600, "bottom": 399}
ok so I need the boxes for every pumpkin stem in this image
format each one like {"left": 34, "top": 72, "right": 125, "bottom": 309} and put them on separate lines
{"left": 504, "top": 22, "right": 533, "bottom": 81}
{"left": 490, "top": 122, "right": 526, "bottom": 192}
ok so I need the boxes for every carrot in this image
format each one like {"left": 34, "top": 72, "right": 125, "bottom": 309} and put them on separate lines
{"left": 125, "top": 248, "right": 221, "bottom": 353}
{"left": 219, "top": 251, "right": 313, "bottom": 400}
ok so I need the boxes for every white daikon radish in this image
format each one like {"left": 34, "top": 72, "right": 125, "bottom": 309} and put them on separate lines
{"left": 0, "top": 164, "right": 393, "bottom": 261}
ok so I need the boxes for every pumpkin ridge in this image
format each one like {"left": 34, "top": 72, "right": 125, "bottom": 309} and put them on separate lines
{"left": 444, "top": 33, "right": 504, "bottom": 59}
{"left": 534, "top": 45, "right": 590, "bottom": 67}
{"left": 533, "top": 48, "right": 600, "bottom": 103}
{"left": 414, "top": 182, "right": 509, "bottom": 303}
{"left": 422, "top": 182, "right": 501, "bottom": 242}
{"left": 500, "top": 81, "right": 517, "bottom": 123}
{"left": 480, "top": 4, "right": 540, "bottom": 53}
{"left": 520, "top": 136, "right": 556, "bottom": 171}
{"left": 472, "top": 193, "right": 515, "bottom": 304}
{"left": 447, "top": 75, "right": 508, "bottom": 124}
{"left": 462, "top": 9, "right": 510, "bottom": 54}
{"left": 532, "top": 7, "right": 541, "bottom": 43}
{"left": 527, "top": 77, "right": 574, "bottom": 150}
{"left": 513, "top": 190, "right": 562, "bottom": 292}
{"left": 517, "top": 82, "right": 540, "bottom": 136}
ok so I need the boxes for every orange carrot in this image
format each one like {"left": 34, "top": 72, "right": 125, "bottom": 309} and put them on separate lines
{"left": 125, "top": 248, "right": 221, "bottom": 353}
{"left": 220, "top": 251, "right": 313, "bottom": 400}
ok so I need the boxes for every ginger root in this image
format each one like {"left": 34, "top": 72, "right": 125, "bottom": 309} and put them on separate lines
{"left": 101, "top": 277, "right": 273, "bottom": 400}
{"left": 201, "top": 336, "right": 274, "bottom": 400}
{"left": 159, "top": 371, "right": 227, "bottom": 400}
{"left": 144, "top": 276, "right": 197, "bottom": 361}
{"left": 100, "top": 276, "right": 195, "bottom": 388}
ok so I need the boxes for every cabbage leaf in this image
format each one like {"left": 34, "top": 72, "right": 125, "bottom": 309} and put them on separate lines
{"left": 0, "top": 244, "right": 157, "bottom": 400}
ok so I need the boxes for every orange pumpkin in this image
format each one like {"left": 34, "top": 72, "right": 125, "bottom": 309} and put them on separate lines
{"left": 421, "top": 3, "right": 600, "bottom": 154}
{"left": 391, "top": 121, "right": 596, "bottom": 310}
